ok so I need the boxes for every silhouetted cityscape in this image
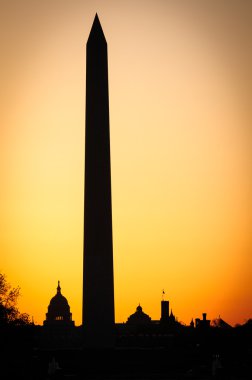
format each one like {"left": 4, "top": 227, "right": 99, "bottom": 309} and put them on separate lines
{"left": 1, "top": 14, "right": 251, "bottom": 380}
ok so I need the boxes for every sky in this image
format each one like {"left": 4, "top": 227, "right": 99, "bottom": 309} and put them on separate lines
{"left": 0, "top": 0, "right": 251, "bottom": 326}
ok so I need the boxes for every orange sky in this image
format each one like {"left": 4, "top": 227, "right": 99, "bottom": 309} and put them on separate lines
{"left": 1, "top": 0, "right": 251, "bottom": 326}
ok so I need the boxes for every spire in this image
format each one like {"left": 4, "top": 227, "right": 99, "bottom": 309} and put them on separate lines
{"left": 162, "top": 289, "right": 165, "bottom": 301}
{"left": 137, "top": 304, "right": 142, "bottom": 312}
{"left": 57, "top": 280, "right": 61, "bottom": 294}
{"left": 87, "top": 13, "right": 106, "bottom": 44}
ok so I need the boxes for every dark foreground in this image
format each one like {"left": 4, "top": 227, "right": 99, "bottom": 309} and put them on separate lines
{"left": 2, "top": 346, "right": 251, "bottom": 380}
{"left": 31, "top": 346, "right": 252, "bottom": 380}
{"left": 1, "top": 325, "right": 251, "bottom": 379}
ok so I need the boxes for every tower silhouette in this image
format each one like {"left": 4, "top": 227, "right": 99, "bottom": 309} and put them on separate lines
{"left": 83, "top": 14, "right": 115, "bottom": 347}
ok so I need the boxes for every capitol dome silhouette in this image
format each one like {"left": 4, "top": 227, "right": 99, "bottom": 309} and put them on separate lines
{"left": 43, "top": 281, "right": 74, "bottom": 326}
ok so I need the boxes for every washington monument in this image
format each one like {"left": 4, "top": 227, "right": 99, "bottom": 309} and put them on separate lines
{"left": 83, "top": 14, "right": 115, "bottom": 347}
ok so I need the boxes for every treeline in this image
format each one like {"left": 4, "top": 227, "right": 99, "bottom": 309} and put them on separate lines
{"left": 0, "top": 273, "right": 31, "bottom": 325}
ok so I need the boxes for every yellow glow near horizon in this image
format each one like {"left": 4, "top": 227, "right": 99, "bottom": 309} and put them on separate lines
{"left": 1, "top": 0, "right": 251, "bottom": 326}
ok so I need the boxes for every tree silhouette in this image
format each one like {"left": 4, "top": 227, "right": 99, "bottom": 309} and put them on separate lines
{"left": 0, "top": 273, "right": 31, "bottom": 325}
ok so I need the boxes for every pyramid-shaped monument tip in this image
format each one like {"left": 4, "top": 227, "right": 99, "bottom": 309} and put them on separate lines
{"left": 87, "top": 13, "right": 106, "bottom": 43}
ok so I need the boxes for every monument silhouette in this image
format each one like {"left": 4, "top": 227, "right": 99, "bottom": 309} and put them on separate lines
{"left": 83, "top": 14, "right": 115, "bottom": 347}
{"left": 1, "top": 13, "right": 252, "bottom": 380}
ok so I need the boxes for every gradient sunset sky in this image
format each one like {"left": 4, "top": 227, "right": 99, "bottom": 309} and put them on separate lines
{"left": 1, "top": 0, "right": 251, "bottom": 326}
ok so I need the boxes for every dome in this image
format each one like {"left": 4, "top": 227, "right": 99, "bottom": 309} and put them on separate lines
{"left": 126, "top": 304, "right": 151, "bottom": 325}
{"left": 48, "top": 285, "right": 69, "bottom": 315}
{"left": 44, "top": 281, "right": 74, "bottom": 326}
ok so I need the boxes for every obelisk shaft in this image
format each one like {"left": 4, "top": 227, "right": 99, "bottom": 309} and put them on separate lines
{"left": 83, "top": 15, "right": 115, "bottom": 347}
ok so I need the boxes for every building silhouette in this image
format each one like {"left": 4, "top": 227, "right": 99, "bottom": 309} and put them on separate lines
{"left": 42, "top": 282, "right": 76, "bottom": 350}
{"left": 43, "top": 281, "right": 74, "bottom": 326}
{"left": 83, "top": 14, "right": 115, "bottom": 347}
{"left": 195, "top": 312, "right": 210, "bottom": 329}
{"left": 161, "top": 300, "right": 169, "bottom": 321}
{"left": 126, "top": 304, "right": 152, "bottom": 325}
